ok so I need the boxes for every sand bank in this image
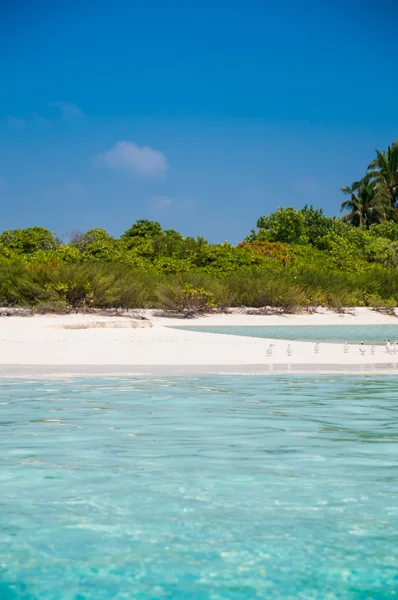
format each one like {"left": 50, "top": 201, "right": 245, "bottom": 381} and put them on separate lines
{"left": 0, "top": 308, "right": 397, "bottom": 374}
{"left": 149, "top": 306, "right": 398, "bottom": 327}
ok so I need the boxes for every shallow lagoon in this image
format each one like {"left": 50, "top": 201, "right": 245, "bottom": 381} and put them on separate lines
{"left": 1, "top": 375, "right": 398, "bottom": 599}
{"left": 173, "top": 324, "right": 398, "bottom": 344}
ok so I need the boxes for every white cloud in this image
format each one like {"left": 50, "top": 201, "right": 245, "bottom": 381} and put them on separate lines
{"left": 96, "top": 141, "right": 168, "bottom": 176}
{"left": 50, "top": 102, "right": 83, "bottom": 117}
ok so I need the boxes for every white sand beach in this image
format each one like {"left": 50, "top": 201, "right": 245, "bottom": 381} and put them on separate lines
{"left": 0, "top": 307, "right": 397, "bottom": 375}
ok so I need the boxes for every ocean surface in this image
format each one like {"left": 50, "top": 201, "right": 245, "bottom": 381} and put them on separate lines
{"left": 172, "top": 324, "right": 398, "bottom": 344}
{"left": 1, "top": 375, "right": 398, "bottom": 599}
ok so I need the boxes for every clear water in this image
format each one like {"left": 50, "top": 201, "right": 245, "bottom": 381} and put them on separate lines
{"left": 1, "top": 375, "right": 398, "bottom": 599}
{"left": 173, "top": 324, "right": 398, "bottom": 344}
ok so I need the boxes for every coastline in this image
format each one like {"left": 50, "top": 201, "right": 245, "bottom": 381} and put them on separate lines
{"left": 0, "top": 307, "right": 397, "bottom": 376}
{"left": 1, "top": 364, "right": 398, "bottom": 378}
{"left": 150, "top": 306, "right": 398, "bottom": 327}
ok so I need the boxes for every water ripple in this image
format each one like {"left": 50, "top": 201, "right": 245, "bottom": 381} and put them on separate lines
{"left": 0, "top": 374, "right": 398, "bottom": 599}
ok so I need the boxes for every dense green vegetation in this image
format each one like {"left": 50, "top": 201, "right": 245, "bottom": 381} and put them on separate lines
{"left": 340, "top": 141, "right": 398, "bottom": 227}
{"left": 1, "top": 142, "right": 398, "bottom": 313}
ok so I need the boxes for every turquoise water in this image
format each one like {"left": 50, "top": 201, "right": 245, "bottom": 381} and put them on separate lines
{"left": 173, "top": 324, "right": 398, "bottom": 344}
{"left": 1, "top": 375, "right": 398, "bottom": 599}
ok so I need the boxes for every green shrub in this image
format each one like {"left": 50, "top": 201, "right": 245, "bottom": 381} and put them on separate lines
{"left": 0, "top": 227, "right": 59, "bottom": 254}
{"left": 1, "top": 212, "right": 398, "bottom": 313}
{"left": 156, "top": 283, "right": 216, "bottom": 313}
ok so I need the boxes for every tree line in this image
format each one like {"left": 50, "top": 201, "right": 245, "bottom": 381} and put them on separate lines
{"left": 0, "top": 141, "right": 397, "bottom": 313}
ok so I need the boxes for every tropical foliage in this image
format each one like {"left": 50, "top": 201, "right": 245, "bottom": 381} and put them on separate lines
{"left": 1, "top": 141, "right": 398, "bottom": 313}
{"left": 340, "top": 140, "right": 398, "bottom": 224}
{"left": 340, "top": 180, "right": 386, "bottom": 228}
{"left": 367, "top": 141, "right": 398, "bottom": 209}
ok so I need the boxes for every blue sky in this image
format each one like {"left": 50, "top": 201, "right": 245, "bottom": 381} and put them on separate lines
{"left": 0, "top": 0, "right": 397, "bottom": 243}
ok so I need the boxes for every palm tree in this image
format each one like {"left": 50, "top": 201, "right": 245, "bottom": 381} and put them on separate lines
{"left": 367, "top": 141, "right": 398, "bottom": 210}
{"left": 340, "top": 180, "right": 386, "bottom": 228}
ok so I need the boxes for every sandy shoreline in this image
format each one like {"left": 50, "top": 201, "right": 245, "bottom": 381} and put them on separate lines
{"left": 0, "top": 307, "right": 397, "bottom": 375}
{"left": 1, "top": 364, "right": 398, "bottom": 379}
